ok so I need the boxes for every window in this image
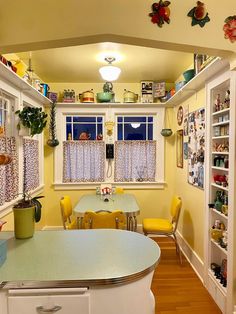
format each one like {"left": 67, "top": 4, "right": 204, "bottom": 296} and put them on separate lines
{"left": 117, "top": 116, "right": 153, "bottom": 140}
{"left": 54, "top": 105, "right": 165, "bottom": 189}
{"left": 66, "top": 115, "right": 103, "bottom": 140}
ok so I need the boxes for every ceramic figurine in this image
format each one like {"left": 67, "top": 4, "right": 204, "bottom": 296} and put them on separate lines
{"left": 187, "top": 1, "right": 210, "bottom": 28}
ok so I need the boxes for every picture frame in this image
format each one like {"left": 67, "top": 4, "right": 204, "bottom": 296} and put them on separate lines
{"left": 176, "top": 129, "right": 183, "bottom": 168}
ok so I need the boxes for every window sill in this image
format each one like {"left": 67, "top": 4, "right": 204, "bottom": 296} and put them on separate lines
{"left": 53, "top": 182, "right": 166, "bottom": 190}
{"left": 0, "top": 185, "right": 44, "bottom": 218}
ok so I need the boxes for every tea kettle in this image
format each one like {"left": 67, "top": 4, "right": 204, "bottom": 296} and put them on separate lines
{"left": 123, "top": 89, "right": 138, "bottom": 103}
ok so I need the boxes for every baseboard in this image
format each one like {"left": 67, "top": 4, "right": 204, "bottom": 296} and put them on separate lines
{"left": 176, "top": 230, "right": 204, "bottom": 282}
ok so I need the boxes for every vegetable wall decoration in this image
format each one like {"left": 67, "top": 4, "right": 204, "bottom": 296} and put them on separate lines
{"left": 187, "top": 1, "right": 210, "bottom": 27}
{"left": 149, "top": 0, "right": 171, "bottom": 27}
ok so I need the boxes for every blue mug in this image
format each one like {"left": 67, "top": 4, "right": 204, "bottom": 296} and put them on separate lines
{"left": 40, "top": 83, "right": 50, "bottom": 96}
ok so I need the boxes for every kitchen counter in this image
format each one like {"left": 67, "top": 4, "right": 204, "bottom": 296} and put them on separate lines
{"left": 0, "top": 229, "right": 160, "bottom": 289}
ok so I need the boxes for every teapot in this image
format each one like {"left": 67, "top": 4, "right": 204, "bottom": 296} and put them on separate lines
{"left": 123, "top": 89, "right": 138, "bottom": 103}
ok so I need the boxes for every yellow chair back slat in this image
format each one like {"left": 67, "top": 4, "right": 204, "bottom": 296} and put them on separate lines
{"left": 83, "top": 210, "right": 126, "bottom": 229}
{"left": 60, "top": 196, "right": 77, "bottom": 229}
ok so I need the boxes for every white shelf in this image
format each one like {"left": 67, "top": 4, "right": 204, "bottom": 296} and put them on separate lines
{"left": 55, "top": 102, "right": 168, "bottom": 108}
{"left": 212, "top": 151, "right": 229, "bottom": 155}
{"left": 56, "top": 57, "right": 229, "bottom": 109}
{"left": 211, "top": 183, "right": 228, "bottom": 191}
{"left": 212, "top": 166, "right": 229, "bottom": 171}
{"left": 212, "top": 136, "right": 229, "bottom": 140}
{"left": 212, "top": 108, "right": 230, "bottom": 116}
{"left": 212, "top": 121, "right": 230, "bottom": 127}
{"left": 211, "top": 239, "right": 227, "bottom": 255}
{"left": 211, "top": 208, "right": 228, "bottom": 220}
{"left": 165, "top": 57, "right": 228, "bottom": 107}
{"left": 0, "top": 61, "right": 51, "bottom": 106}
{"left": 208, "top": 269, "right": 227, "bottom": 295}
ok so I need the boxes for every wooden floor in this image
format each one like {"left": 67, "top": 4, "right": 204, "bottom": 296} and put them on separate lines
{"left": 151, "top": 237, "right": 222, "bottom": 314}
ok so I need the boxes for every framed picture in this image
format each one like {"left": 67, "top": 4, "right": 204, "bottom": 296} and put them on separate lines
{"left": 177, "top": 106, "right": 183, "bottom": 126}
{"left": 141, "top": 81, "right": 153, "bottom": 103}
{"left": 176, "top": 129, "right": 183, "bottom": 168}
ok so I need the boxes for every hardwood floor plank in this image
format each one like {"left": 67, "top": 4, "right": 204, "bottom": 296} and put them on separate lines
{"left": 151, "top": 237, "right": 222, "bottom": 314}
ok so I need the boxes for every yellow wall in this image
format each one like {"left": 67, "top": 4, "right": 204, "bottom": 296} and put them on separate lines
{"left": 173, "top": 88, "right": 205, "bottom": 259}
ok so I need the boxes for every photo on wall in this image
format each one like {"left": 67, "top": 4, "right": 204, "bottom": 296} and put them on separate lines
{"left": 183, "top": 105, "right": 189, "bottom": 136}
{"left": 188, "top": 108, "right": 205, "bottom": 189}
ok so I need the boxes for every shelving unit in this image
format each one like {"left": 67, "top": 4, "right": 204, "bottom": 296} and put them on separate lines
{"left": 205, "top": 70, "right": 236, "bottom": 313}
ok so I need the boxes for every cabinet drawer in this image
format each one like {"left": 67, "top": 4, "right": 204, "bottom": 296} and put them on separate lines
{"left": 8, "top": 293, "right": 90, "bottom": 314}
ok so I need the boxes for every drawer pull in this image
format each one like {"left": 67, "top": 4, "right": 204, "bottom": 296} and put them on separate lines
{"left": 36, "top": 305, "right": 62, "bottom": 313}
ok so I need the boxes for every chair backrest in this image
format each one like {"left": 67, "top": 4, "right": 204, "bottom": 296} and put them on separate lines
{"left": 60, "top": 195, "right": 73, "bottom": 229}
{"left": 83, "top": 210, "right": 126, "bottom": 229}
{"left": 170, "top": 196, "right": 182, "bottom": 232}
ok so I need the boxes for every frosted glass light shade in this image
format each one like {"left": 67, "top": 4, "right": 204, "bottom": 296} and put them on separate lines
{"left": 99, "top": 65, "right": 121, "bottom": 81}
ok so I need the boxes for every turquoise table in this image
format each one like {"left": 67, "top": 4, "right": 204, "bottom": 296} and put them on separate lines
{"left": 73, "top": 194, "right": 140, "bottom": 231}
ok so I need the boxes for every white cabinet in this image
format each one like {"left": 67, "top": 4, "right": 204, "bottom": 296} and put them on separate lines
{"left": 7, "top": 288, "right": 90, "bottom": 314}
{"left": 205, "top": 70, "right": 236, "bottom": 314}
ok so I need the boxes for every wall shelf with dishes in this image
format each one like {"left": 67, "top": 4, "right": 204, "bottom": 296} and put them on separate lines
{"left": 205, "top": 70, "right": 236, "bottom": 313}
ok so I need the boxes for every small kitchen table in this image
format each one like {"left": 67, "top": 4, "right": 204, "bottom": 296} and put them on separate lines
{"left": 73, "top": 193, "right": 140, "bottom": 231}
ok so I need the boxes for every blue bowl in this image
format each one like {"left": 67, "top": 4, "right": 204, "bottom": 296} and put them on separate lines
{"left": 183, "top": 69, "right": 195, "bottom": 82}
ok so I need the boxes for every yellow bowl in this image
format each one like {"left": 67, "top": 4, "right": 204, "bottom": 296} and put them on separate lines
{"left": 211, "top": 228, "right": 223, "bottom": 241}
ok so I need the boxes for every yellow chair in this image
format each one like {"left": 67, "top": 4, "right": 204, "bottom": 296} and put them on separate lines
{"left": 60, "top": 196, "right": 78, "bottom": 230}
{"left": 115, "top": 187, "right": 124, "bottom": 194}
{"left": 142, "top": 196, "right": 182, "bottom": 264}
{"left": 83, "top": 210, "right": 126, "bottom": 229}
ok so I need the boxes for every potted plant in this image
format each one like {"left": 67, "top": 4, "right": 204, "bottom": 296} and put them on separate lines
{"left": 15, "top": 106, "right": 47, "bottom": 137}
{"left": 13, "top": 192, "right": 44, "bottom": 239}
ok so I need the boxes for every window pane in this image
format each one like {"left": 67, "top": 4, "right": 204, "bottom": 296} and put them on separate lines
{"left": 148, "top": 117, "right": 153, "bottom": 122}
{"left": 66, "top": 116, "right": 72, "bottom": 122}
{"left": 124, "top": 117, "right": 146, "bottom": 123}
{"left": 124, "top": 123, "right": 146, "bottom": 140}
{"left": 73, "top": 116, "right": 96, "bottom": 122}
{"left": 118, "top": 124, "right": 123, "bottom": 140}
{"left": 97, "top": 117, "right": 103, "bottom": 123}
{"left": 117, "top": 117, "right": 123, "bottom": 123}
{"left": 66, "top": 124, "right": 72, "bottom": 140}
{"left": 148, "top": 125, "right": 153, "bottom": 140}
{"left": 97, "top": 124, "right": 103, "bottom": 137}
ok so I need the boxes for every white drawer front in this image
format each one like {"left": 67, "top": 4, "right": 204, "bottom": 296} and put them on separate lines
{"left": 8, "top": 294, "right": 90, "bottom": 314}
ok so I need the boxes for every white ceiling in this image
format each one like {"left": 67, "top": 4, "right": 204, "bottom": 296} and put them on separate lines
{"left": 16, "top": 42, "right": 194, "bottom": 83}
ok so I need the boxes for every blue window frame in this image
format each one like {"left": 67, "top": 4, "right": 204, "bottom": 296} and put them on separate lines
{"left": 117, "top": 115, "right": 154, "bottom": 140}
{"left": 66, "top": 115, "right": 104, "bottom": 140}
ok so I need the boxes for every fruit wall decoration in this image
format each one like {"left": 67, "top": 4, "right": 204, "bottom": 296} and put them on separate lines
{"left": 223, "top": 16, "right": 236, "bottom": 43}
{"left": 149, "top": 0, "right": 171, "bottom": 28}
{"left": 187, "top": 1, "right": 210, "bottom": 27}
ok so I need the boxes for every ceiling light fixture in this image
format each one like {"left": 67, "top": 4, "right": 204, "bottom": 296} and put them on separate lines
{"left": 99, "top": 57, "right": 121, "bottom": 81}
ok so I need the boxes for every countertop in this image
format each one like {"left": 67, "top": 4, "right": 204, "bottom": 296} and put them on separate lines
{"left": 0, "top": 230, "right": 160, "bottom": 289}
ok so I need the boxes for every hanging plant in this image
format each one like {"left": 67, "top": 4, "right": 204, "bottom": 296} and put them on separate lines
{"left": 149, "top": 0, "right": 171, "bottom": 28}
{"left": 15, "top": 106, "right": 47, "bottom": 137}
{"left": 47, "top": 102, "right": 59, "bottom": 147}
{"left": 187, "top": 1, "right": 210, "bottom": 28}
{"left": 223, "top": 16, "right": 236, "bottom": 43}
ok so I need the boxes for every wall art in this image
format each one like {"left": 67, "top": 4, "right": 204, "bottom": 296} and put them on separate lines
{"left": 177, "top": 106, "right": 183, "bottom": 126}
{"left": 183, "top": 142, "right": 188, "bottom": 160}
{"left": 188, "top": 108, "right": 205, "bottom": 189}
{"left": 176, "top": 130, "right": 183, "bottom": 168}
{"left": 183, "top": 105, "right": 189, "bottom": 136}
{"left": 187, "top": 1, "right": 210, "bottom": 28}
{"left": 149, "top": 1, "right": 171, "bottom": 28}
{"left": 223, "top": 15, "right": 236, "bottom": 43}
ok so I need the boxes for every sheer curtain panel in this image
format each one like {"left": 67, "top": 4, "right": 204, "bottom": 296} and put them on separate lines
{"left": 0, "top": 137, "right": 18, "bottom": 205}
{"left": 63, "top": 141, "right": 105, "bottom": 182}
{"left": 114, "top": 140, "right": 156, "bottom": 182}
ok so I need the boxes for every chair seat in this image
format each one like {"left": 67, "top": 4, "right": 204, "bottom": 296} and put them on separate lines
{"left": 143, "top": 218, "right": 173, "bottom": 233}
